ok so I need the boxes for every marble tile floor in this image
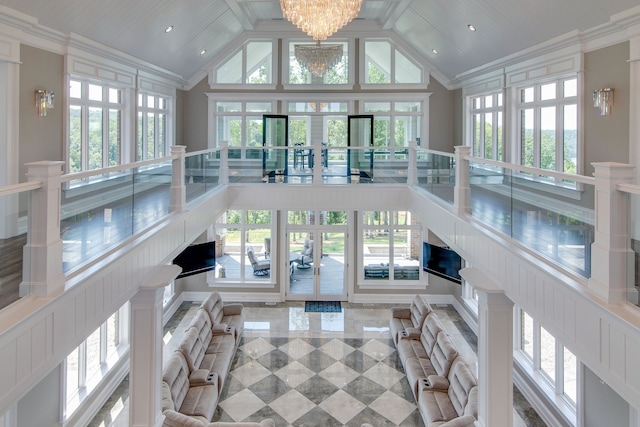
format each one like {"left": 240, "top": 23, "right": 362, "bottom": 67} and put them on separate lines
{"left": 88, "top": 301, "right": 546, "bottom": 427}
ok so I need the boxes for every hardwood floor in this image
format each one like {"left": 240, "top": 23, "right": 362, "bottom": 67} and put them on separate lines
{"left": 0, "top": 233, "right": 26, "bottom": 309}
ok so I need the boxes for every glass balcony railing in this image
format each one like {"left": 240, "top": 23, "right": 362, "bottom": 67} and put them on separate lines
{"left": 468, "top": 161, "right": 595, "bottom": 277}
{"left": 186, "top": 150, "right": 221, "bottom": 202}
{"left": 0, "top": 190, "right": 31, "bottom": 308}
{"left": 61, "top": 160, "right": 172, "bottom": 273}
{"left": 416, "top": 150, "right": 455, "bottom": 204}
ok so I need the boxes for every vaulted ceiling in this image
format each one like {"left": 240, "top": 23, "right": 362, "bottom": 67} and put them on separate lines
{"left": 1, "top": 0, "right": 639, "bottom": 85}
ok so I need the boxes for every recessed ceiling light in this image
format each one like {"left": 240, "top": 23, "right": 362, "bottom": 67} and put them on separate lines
{"left": 199, "top": 49, "right": 206, "bottom": 56}
{"left": 432, "top": 49, "right": 439, "bottom": 55}
{"left": 165, "top": 26, "right": 174, "bottom": 33}
{"left": 468, "top": 24, "right": 477, "bottom": 32}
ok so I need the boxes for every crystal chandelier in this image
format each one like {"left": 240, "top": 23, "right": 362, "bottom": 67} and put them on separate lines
{"left": 280, "top": 0, "right": 363, "bottom": 41}
{"left": 294, "top": 42, "right": 343, "bottom": 77}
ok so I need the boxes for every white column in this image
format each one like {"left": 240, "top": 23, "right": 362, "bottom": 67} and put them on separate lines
{"left": 219, "top": 140, "right": 229, "bottom": 186}
{"left": 454, "top": 145, "right": 471, "bottom": 216}
{"left": 588, "top": 162, "right": 636, "bottom": 304}
{"left": 0, "top": 59, "right": 21, "bottom": 238}
{"left": 129, "top": 265, "right": 181, "bottom": 427}
{"left": 169, "top": 145, "right": 186, "bottom": 213}
{"left": 460, "top": 267, "right": 513, "bottom": 427}
{"left": 20, "top": 161, "right": 65, "bottom": 297}
{"left": 313, "top": 139, "right": 323, "bottom": 186}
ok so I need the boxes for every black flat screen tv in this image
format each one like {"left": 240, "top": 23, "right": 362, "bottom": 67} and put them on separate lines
{"left": 173, "top": 242, "right": 215, "bottom": 279}
{"left": 423, "top": 242, "right": 462, "bottom": 284}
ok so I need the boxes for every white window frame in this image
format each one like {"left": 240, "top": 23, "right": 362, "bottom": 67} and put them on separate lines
{"left": 514, "top": 307, "right": 578, "bottom": 424}
{"left": 362, "top": 100, "right": 424, "bottom": 155}
{"left": 67, "top": 78, "right": 129, "bottom": 173}
{"left": 137, "top": 92, "right": 173, "bottom": 161}
{"left": 359, "top": 210, "right": 423, "bottom": 289}
{"left": 62, "top": 303, "right": 130, "bottom": 423}
{"left": 360, "top": 38, "right": 427, "bottom": 90}
{"left": 468, "top": 91, "right": 504, "bottom": 161}
{"left": 213, "top": 209, "right": 275, "bottom": 285}
{"left": 210, "top": 39, "right": 277, "bottom": 90}
{"left": 283, "top": 39, "right": 354, "bottom": 90}
{"left": 513, "top": 75, "right": 580, "bottom": 180}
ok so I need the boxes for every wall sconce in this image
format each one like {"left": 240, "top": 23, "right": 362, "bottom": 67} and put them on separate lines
{"left": 35, "top": 89, "right": 55, "bottom": 117}
{"left": 592, "top": 87, "right": 614, "bottom": 116}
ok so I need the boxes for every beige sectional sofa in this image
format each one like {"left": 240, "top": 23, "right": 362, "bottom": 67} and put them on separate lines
{"left": 390, "top": 295, "right": 478, "bottom": 427}
{"left": 162, "top": 292, "right": 275, "bottom": 426}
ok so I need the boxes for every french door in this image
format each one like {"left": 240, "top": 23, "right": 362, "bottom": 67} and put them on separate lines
{"left": 286, "top": 228, "right": 347, "bottom": 301}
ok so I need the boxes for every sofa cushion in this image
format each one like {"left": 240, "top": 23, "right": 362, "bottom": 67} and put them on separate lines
{"left": 421, "top": 313, "right": 444, "bottom": 355}
{"left": 390, "top": 295, "right": 431, "bottom": 344}
{"left": 429, "top": 332, "right": 458, "bottom": 377}
{"left": 163, "top": 352, "right": 192, "bottom": 411}
{"left": 201, "top": 292, "right": 244, "bottom": 341}
{"left": 163, "top": 409, "right": 209, "bottom": 426}
{"left": 177, "top": 326, "right": 233, "bottom": 391}
{"left": 397, "top": 334, "right": 430, "bottom": 366}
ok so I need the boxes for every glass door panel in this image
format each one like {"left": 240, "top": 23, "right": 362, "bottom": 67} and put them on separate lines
{"left": 288, "top": 230, "right": 315, "bottom": 298}
{"left": 348, "top": 115, "right": 374, "bottom": 181}
{"left": 262, "top": 115, "right": 288, "bottom": 180}
{"left": 319, "top": 231, "right": 345, "bottom": 298}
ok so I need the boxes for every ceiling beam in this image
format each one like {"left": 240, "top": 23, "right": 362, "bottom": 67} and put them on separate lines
{"left": 223, "top": 0, "right": 255, "bottom": 31}
{"left": 382, "top": 0, "right": 412, "bottom": 30}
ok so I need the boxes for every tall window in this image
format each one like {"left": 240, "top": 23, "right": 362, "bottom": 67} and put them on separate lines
{"left": 287, "top": 101, "right": 349, "bottom": 147}
{"left": 137, "top": 93, "right": 171, "bottom": 161}
{"left": 470, "top": 92, "right": 503, "bottom": 161}
{"left": 68, "top": 79, "right": 124, "bottom": 173}
{"left": 363, "top": 101, "right": 421, "bottom": 157}
{"left": 361, "top": 211, "right": 421, "bottom": 282}
{"left": 214, "top": 101, "right": 274, "bottom": 158}
{"left": 517, "top": 308, "right": 577, "bottom": 416}
{"left": 64, "top": 303, "right": 129, "bottom": 420}
{"left": 517, "top": 78, "right": 578, "bottom": 174}
{"left": 215, "top": 210, "right": 273, "bottom": 282}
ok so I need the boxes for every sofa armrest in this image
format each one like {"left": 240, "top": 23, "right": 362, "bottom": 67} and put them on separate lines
{"left": 421, "top": 375, "right": 449, "bottom": 391}
{"left": 189, "top": 369, "right": 218, "bottom": 387}
{"left": 222, "top": 303, "right": 244, "bottom": 316}
{"left": 211, "top": 324, "right": 232, "bottom": 335}
{"left": 162, "top": 409, "right": 207, "bottom": 427}
{"left": 439, "top": 415, "right": 477, "bottom": 427}
{"left": 403, "top": 327, "right": 421, "bottom": 339}
{"left": 391, "top": 307, "right": 411, "bottom": 319}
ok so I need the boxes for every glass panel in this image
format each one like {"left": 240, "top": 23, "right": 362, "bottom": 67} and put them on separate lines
{"left": 158, "top": 113, "right": 167, "bottom": 157}
{"left": 86, "top": 327, "right": 101, "bottom": 378}
{"left": 416, "top": 151, "right": 455, "bottom": 204}
{"left": 540, "top": 83, "right": 556, "bottom": 101}
{"left": 133, "top": 161, "right": 172, "bottom": 234}
{"left": 246, "top": 42, "right": 272, "bottom": 84}
{"left": 473, "top": 114, "right": 481, "bottom": 157}
{"left": 147, "top": 113, "right": 155, "bottom": 159}
{"left": 521, "top": 87, "right": 534, "bottom": 103}
{"left": 247, "top": 116, "right": 264, "bottom": 159}
{"left": 88, "top": 84, "right": 102, "bottom": 101}
{"left": 320, "top": 232, "right": 345, "bottom": 295}
{"left": 393, "top": 229, "right": 420, "bottom": 280}
{"left": 69, "top": 105, "right": 82, "bottom": 173}
{"left": 289, "top": 49, "right": 311, "bottom": 84}
{"left": 363, "top": 229, "right": 390, "bottom": 280}
{"left": 137, "top": 111, "right": 143, "bottom": 161}
{"left": 540, "top": 327, "right": 556, "bottom": 382}
{"left": 563, "top": 105, "right": 577, "bottom": 174}
{"left": 217, "top": 116, "right": 242, "bottom": 148}
{"left": 563, "top": 79, "right": 577, "bottom": 98}
{"left": 246, "top": 102, "right": 272, "bottom": 112}
{"left": 290, "top": 232, "right": 314, "bottom": 295}
{"left": 484, "top": 112, "right": 493, "bottom": 159}
{"left": 289, "top": 102, "right": 316, "bottom": 113}
{"left": 497, "top": 93, "right": 503, "bottom": 106}
{"left": 485, "top": 95, "right": 493, "bottom": 108}
{"left": 288, "top": 211, "right": 310, "bottom": 225}
{"left": 364, "top": 102, "right": 390, "bottom": 112}
{"left": 497, "top": 111, "right": 503, "bottom": 160}
{"left": 325, "top": 43, "right": 348, "bottom": 84}
{"left": 106, "top": 312, "right": 119, "bottom": 360}
{"left": 138, "top": 93, "right": 143, "bottom": 106}
{"left": 70, "top": 80, "right": 82, "bottom": 99}
{"left": 217, "top": 228, "right": 240, "bottom": 280}
{"left": 109, "top": 88, "right": 121, "bottom": 103}
{"left": 88, "top": 107, "right": 103, "bottom": 170}
{"left": 521, "top": 311, "right": 534, "bottom": 359}
{"left": 108, "top": 109, "right": 120, "bottom": 166}
{"left": 325, "top": 102, "right": 348, "bottom": 113}
{"left": 521, "top": 109, "right": 534, "bottom": 167}
{"left": 395, "top": 49, "right": 421, "bottom": 83}
{"left": 0, "top": 192, "right": 30, "bottom": 309}
{"left": 395, "top": 101, "right": 420, "bottom": 112}
{"left": 217, "top": 102, "right": 242, "bottom": 112}
{"left": 159, "top": 97, "right": 167, "bottom": 109}
{"left": 365, "top": 41, "right": 391, "bottom": 84}
{"left": 473, "top": 97, "right": 481, "bottom": 109}
{"left": 246, "top": 210, "right": 271, "bottom": 224}
{"left": 326, "top": 211, "right": 347, "bottom": 225}
{"left": 289, "top": 118, "right": 309, "bottom": 145}
{"left": 66, "top": 346, "right": 80, "bottom": 404}
{"left": 563, "top": 347, "right": 577, "bottom": 404}
{"left": 186, "top": 153, "right": 206, "bottom": 202}
{"left": 373, "top": 117, "right": 390, "bottom": 147}
{"left": 540, "top": 106, "right": 556, "bottom": 170}
{"left": 217, "top": 50, "right": 242, "bottom": 84}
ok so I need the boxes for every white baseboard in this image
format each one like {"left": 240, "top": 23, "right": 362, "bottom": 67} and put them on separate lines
{"left": 180, "top": 291, "right": 282, "bottom": 304}
{"left": 163, "top": 293, "right": 184, "bottom": 325}
{"left": 513, "top": 364, "right": 570, "bottom": 427}
{"left": 451, "top": 297, "right": 478, "bottom": 335}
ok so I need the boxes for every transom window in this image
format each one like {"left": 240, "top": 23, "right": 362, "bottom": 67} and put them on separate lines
{"left": 68, "top": 79, "right": 125, "bottom": 173}
{"left": 364, "top": 40, "right": 423, "bottom": 85}
{"left": 288, "top": 41, "right": 349, "bottom": 85}
{"left": 215, "top": 41, "right": 274, "bottom": 85}
{"left": 517, "top": 78, "right": 578, "bottom": 174}
{"left": 470, "top": 92, "right": 503, "bottom": 161}
{"left": 137, "top": 93, "right": 171, "bottom": 161}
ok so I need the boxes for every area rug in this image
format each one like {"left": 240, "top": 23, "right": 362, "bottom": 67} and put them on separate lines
{"left": 304, "top": 301, "right": 342, "bottom": 313}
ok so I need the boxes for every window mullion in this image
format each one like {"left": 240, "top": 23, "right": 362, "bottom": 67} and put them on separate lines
{"left": 78, "top": 342, "right": 87, "bottom": 388}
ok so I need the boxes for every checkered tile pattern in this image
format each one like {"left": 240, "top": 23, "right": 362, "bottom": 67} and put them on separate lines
{"left": 213, "top": 337, "right": 424, "bottom": 426}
